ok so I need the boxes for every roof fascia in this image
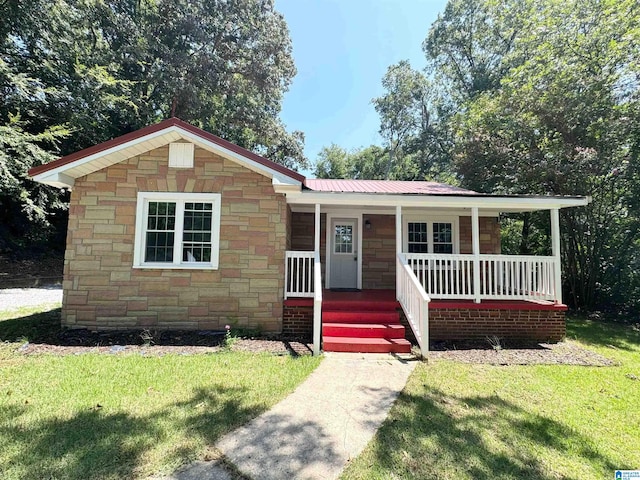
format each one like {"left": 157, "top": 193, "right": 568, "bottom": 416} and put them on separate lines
{"left": 35, "top": 172, "right": 75, "bottom": 189}
{"left": 31, "top": 124, "right": 303, "bottom": 189}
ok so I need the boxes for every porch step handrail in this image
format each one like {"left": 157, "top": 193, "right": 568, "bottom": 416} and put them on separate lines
{"left": 404, "top": 253, "right": 559, "bottom": 301}
{"left": 313, "top": 251, "right": 322, "bottom": 356}
{"left": 284, "top": 250, "right": 315, "bottom": 299}
{"left": 397, "top": 253, "right": 430, "bottom": 357}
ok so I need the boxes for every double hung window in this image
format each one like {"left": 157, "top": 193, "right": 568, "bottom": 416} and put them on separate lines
{"left": 405, "top": 218, "right": 457, "bottom": 254}
{"left": 134, "top": 192, "right": 221, "bottom": 269}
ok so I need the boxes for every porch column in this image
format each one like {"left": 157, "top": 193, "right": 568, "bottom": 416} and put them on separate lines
{"left": 550, "top": 208, "right": 562, "bottom": 304}
{"left": 395, "top": 206, "right": 402, "bottom": 255}
{"left": 396, "top": 205, "right": 402, "bottom": 298}
{"left": 472, "top": 206, "right": 481, "bottom": 303}
{"left": 314, "top": 203, "right": 321, "bottom": 253}
{"left": 313, "top": 203, "right": 321, "bottom": 356}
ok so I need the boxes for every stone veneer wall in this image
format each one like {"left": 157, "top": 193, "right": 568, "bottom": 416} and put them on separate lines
{"left": 62, "top": 145, "right": 288, "bottom": 331}
{"left": 362, "top": 214, "right": 396, "bottom": 289}
{"left": 459, "top": 216, "right": 501, "bottom": 254}
{"left": 289, "top": 211, "right": 326, "bottom": 280}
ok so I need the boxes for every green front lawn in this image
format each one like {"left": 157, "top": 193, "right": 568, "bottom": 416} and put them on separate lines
{"left": 342, "top": 318, "right": 640, "bottom": 480}
{"left": 0, "top": 306, "right": 321, "bottom": 479}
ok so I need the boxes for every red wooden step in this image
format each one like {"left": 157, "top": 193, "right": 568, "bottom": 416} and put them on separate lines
{"left": 322, "top": 310, "right": 400, "bottom": 324}
{"left": 323, "top": 336, "right": 412, "bottom": 354}
{"left": 322, "top": 322, "right": 405, "bottom": 339}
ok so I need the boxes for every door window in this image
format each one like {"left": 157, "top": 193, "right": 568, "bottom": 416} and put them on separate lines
{"left": 334, "top": 224, "right": 353, "bottom": 254}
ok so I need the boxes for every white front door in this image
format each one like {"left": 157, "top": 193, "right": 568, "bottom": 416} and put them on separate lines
{"left": 329, "top": 218, "right": 358, "bottom": 289}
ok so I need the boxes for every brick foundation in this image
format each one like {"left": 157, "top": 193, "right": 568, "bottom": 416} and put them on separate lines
{"left": 283, "top": 300, "right": 313, "bottom": 340}
{"left": 289, "top": 297, "right": 565, "bottom": 344}
{"left": 428, "top": 304, "right": 566, "bottom": 342}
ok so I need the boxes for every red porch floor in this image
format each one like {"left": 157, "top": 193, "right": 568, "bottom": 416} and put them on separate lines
{"left": 317, "top": 289, "right": 566, "bottom": 311}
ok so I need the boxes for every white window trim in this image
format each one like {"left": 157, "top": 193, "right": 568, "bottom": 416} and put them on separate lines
{"left": 402, "top": 215, "right": 460, "bottom": 254}
{"left": 133, "top": 192, "right": 221, "bottom": 270}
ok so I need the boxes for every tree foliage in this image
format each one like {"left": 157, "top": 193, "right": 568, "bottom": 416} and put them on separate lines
{"left": 314, "top": 144, "right": 389, "bottom": 180}
{"left": 446, "top": 0, "right": 640, "bottom": 311}
{"left": 0, "top": 0, "right": 305, "bottom": 252}
{"left": 314, "top": 0, "right": 640, "bottom": 313}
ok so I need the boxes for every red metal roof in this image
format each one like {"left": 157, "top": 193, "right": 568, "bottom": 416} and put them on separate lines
{"left": 304, "top": 179, "right": 477, "bottom": 195}
{"left": 28, "top": 117, "right": 306, "bottom": 182}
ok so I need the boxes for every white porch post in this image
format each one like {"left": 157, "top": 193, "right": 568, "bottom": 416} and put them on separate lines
{"left": 313, "top": 203, "right": 321, "bottom": 356}
{"left": 550, "top": 208, "right": 562, "bottom": 304}
{"left": 396, "top": 205, "right": 402, "bottom": 298}
{"left": 472, "top": 206, "right": 481, "bottom": 303}
{"left": 314, "top": 203, "right": 321, "bottom": 253}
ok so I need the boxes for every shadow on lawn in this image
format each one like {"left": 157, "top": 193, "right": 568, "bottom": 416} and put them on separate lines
{"left": 0, "top": 384, "right": 264, "bottom": 479}
{"left": 0, "top": 307, "right": 61, "bottom": 343}
{"left": 365, "top": 386, "right": 620, "bottom": 480}
{"left": 567, "top": 318, "right": 640, "bottom": 352}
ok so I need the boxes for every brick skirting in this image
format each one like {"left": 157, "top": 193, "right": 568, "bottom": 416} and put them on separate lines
{"left": 283, "top": 301, "right": 313, "bottom": 340}
{"left": 288, "top": 297, "right": 566, "bottom": 344}
{"left": 428, "top": 306, "right": 566, "bottom": 342}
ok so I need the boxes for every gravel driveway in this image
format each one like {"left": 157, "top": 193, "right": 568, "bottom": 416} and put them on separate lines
{"left": 0, "top": 287, "right": 63, "bottom": 311}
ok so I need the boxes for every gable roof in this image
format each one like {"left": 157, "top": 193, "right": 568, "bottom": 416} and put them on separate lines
{"left": 29, "top": 118, "right": 305, "bottom": 189}
{"left": 305, "top": 179, "right": 477, "bottom": 195}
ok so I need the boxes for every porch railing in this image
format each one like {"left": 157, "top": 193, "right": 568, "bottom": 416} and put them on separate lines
{"left": 405, "top": 254, "right": 475, "bottom": 299}
{"left": 404, "top": 253, "right": 558, "bottom": 301}
{"left": 479, "top": 255, "right": 557, "bottom": 300}
{"left": 397, "top": 253, "right": 430, "bottom": 357}
{"left": 284, "top": 251, "right": 315, "bottom": 299}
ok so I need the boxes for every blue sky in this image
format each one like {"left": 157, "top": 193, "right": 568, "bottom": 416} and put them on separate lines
{"left": 275, "top": 0, "right": 448, "bottom": 175}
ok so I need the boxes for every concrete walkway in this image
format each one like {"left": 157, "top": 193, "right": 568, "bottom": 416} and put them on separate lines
{"left": 169, "top": 353, "right": 418, "bottom": 480}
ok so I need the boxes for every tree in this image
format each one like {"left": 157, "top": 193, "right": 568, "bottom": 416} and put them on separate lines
{"left": 314, "top": 144, "right": 351, "bottom": 179}
{"left": 0, "top": 0, "right": 306, "bottom": 252}
{"left": 372, "top": 61, "right": 453, "bottom": 181}
{"left": 423, "top": 0, "right": 524, "bottom": 103}
{"left": 313, "top": 144, "right": 388, "bottom": 180}
{"left": 449, "top": 0, "right": 640, "bottom": 311}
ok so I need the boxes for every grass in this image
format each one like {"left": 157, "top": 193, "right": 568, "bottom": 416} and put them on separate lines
{"left": 0, "top": 305, "right": 321, "bottom": 479}
{"left": 342, "top": 317, "right": 640, "bottom": 480}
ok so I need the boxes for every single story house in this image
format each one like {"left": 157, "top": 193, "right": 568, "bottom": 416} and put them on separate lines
{"left": 30, "top": 118, "right": 590, "bottom": 356}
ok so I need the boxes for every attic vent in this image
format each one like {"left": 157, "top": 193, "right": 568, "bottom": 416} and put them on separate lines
{"left": 169, "top": 143, "right": 194, "bottom": 168}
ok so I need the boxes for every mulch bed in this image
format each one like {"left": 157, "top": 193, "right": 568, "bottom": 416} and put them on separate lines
{"left": 428, "top": 339, "right": 615, "bottom": 366}
{"left": 16, "top": 328, "right": 314, "bottom": 357}
{"left": 15, "top": 329, "right": 614, "bottom": 366}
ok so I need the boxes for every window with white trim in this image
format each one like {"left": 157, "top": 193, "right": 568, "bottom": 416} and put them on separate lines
{"left": 403, "top": 217, "right": 458, "bottom": 254}
{"left": 432, "top": 222, "right": 453, "bottom": 254}
{"left": 407, "top": 222, "right": 429, "bottom": 253}
{"left": 134, "top": 192, "right": 221, "bottom": 269}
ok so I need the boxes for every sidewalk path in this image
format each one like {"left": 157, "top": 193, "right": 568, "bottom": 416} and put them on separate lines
{"left": 171, "top": 352, "right": 417, "bottom": 480}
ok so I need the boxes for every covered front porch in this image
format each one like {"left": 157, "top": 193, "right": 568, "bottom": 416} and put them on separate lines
{"left": 281, "top": 184, "right": 588, "bottom": 356}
